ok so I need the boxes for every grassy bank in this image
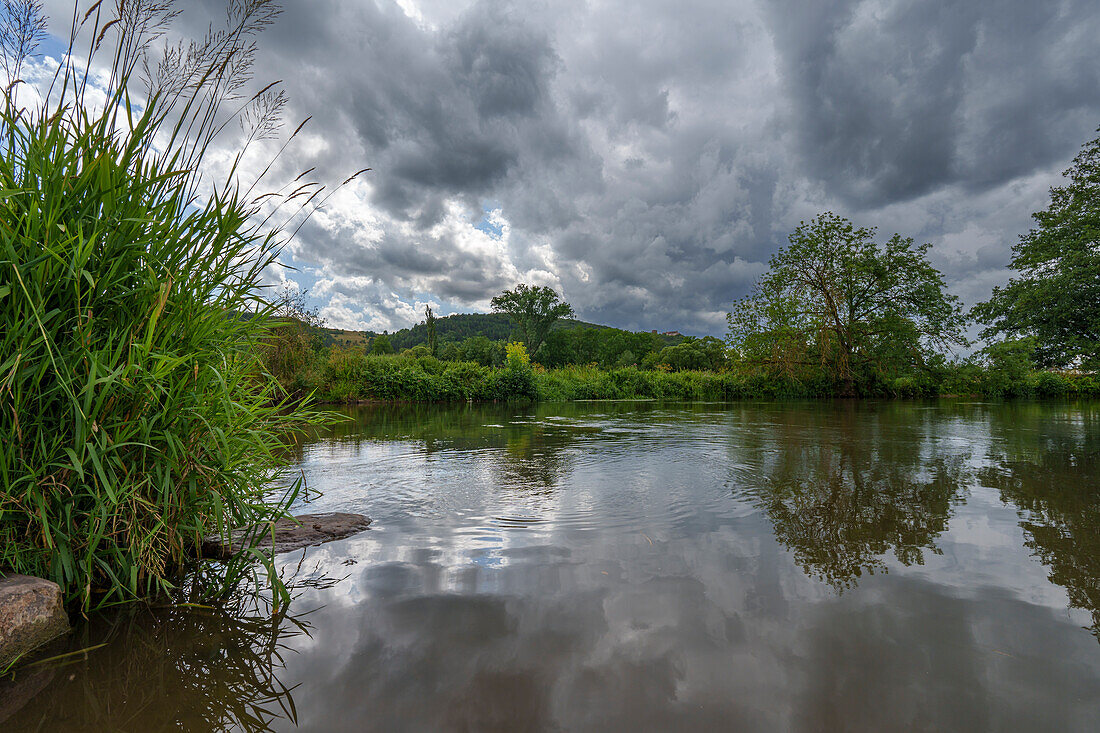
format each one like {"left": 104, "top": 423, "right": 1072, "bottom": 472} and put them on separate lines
{"left": 271, "top": 346, "right": 1100, "bottom": 403}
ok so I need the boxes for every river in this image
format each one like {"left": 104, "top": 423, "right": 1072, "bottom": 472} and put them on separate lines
{"left": 9, "top": 400, "right": 1100, "bottom": 731}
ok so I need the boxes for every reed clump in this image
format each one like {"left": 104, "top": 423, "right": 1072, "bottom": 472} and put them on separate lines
{"left": 0, "top": 0, "right": 335, "bottom": 610}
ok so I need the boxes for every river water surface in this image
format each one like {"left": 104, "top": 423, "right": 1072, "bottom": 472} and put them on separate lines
{"left": 8, "top": 400, "right": 1100, "bottom": 731}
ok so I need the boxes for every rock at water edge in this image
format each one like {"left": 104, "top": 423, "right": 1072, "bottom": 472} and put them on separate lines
{"left": 0, "top": 575, "right": 70, "bottom": 670}
{"left": 202, "top": 512, "right": 372, "bottom": 559}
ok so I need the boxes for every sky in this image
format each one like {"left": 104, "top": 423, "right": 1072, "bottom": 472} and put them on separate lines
{"left": 36, "top": 0, "right": 1100, "bottom": 336}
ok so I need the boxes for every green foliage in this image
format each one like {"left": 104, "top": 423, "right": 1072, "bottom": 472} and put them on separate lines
{"left": 0, "top": 1, "right": 331, "bottom": 609}
{"left": 614, "top": 349, "right": 636, "bottom": 368}
{"left": 266, "top": 340, "right": 1100, "bottom": 403}
{"left": 401, "top": 345, "right": 432, "bottom": 360}
{"left": 327, "top": 314, "right": 684, "bottom": 370}
{"left": 973, "top": 126, "right": 1100, "bottom": 369}
{"left": 262, "top": 284, "right": 326, "bottom": 394}
{"left": 537, "top": 327, "right": 673, "bottom": 368}
{"left": 534, "top": 366, "right": 764, "bottom": 401}
{"left": 728, "top": 212, "right": 968, "bottom": 394}
{"left": 938, "top": 361, "right": 983, "bottom": 397}
{"left": 1028, "top": 370, "right": 1074, "bottom": 398}
{"left": 491, "top": 283, "right": 575, "bottom": 357}
{"left": 645, "top": 336, "right": 728, "bottom": 372}
{"left": 505, "top": 341, "right": 531, "bottom": 369}
{"left": 381, "top": 312, "right": 663, "bottom": 355}
{"left": 979, "top": 338, "right": 1038, "bottom": 397}
{"left": 424, "top": 305, "right": 437, "bottom": 356}
{"left": 438, "top": 334, "right": 504, "bottom": 367}
{"left": 495, "top": 342, "right": 536, "bottom": 400}
{"left": 386, "top": 312, "right": 520, "bottom": 350}
{"left": 370, "top": 333, "right": 394, "bottom": 355}
{"left": 282, "top": 349, "right": 508, "bottom": 402}
{"left": 891, "top": 376, "right": 923, "bottom": 398}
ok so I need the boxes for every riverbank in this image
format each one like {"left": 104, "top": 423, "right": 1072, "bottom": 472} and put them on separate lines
{"left": 276, "top": 349, "right": 1100, "bottom": 403}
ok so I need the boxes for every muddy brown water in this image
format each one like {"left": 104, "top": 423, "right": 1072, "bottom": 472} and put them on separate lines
{"left": 8, "top": 400, "right": 1100, "bottom": 731}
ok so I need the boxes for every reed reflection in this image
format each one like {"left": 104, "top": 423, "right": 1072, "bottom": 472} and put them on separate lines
{"left": 4, "top": 570, "right": 318, "bottom": 732}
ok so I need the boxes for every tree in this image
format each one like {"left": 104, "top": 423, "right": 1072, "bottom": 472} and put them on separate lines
{"left": 651, "top": 337, "right": 728, "bottom": 371}
{"left": 728, "top": 213, "right": 967, "bottom": 394}
{"left": 458, "top": 335, "right": 503, "bottom": 366}
{"left": 424, "top": 305, "right": 438, "bottom": 356}
{"left": 370, "top": 333, "right": 394, "bottom": 355}
{"left": 490, "top": 283, "right": 574, "bottom": 359}
{"left": 977, "top": 337, "right": 1037, "bottom": 397}
{"left": 272, "top": 282, "right": 325, "bottom": 328}
{"left": 972, "top": 127, "right": 1100, "bottom": 369}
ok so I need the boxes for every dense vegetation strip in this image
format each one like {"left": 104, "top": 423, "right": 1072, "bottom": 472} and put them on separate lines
{"left": 264, "top": 342, "right": 1100, "bottom": 404}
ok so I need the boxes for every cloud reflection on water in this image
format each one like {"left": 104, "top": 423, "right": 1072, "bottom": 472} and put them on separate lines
{"left": 11, "top": 401, "right": 1100, "bottom": 731}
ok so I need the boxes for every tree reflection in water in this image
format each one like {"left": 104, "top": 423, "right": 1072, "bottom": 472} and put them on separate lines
{"left": 735, "top": 403, "right": 970, "bottom": 590}
{"left": 981, "top": 403, "right": 1100, "bottom": 640}
{"left": 9, "top": 400, "right": 1100, "bottom": 728}
{"left": 3, "top": 563, "right": 334, "bottom": 731}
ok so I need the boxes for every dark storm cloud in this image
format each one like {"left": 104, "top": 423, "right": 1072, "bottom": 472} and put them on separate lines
{"left": 271, "top": 0, "right": 581, "bottom": 223}
{"left": 45, "top": 0, "right": 1099, "bottom": 333}
{"left": 768, "top": 0, "right": 1100, "bottom": 207}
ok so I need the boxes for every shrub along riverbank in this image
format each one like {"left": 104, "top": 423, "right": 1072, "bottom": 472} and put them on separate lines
{"left": 270, "top": 342, "right": 1100, "bottom": 404}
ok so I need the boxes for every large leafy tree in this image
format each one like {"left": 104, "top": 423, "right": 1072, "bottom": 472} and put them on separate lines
{"left": 728, "top": 213, "right": 966, "bottom": 393}
{"left": 490, "top": 283, "right": 574, "bottom": 358}
{"left": 972, "top": 127, "right": 1100, "bottom": 368}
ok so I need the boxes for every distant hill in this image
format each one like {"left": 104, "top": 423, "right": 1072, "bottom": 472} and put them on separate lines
{"left": 320, "top": 312, "right": 686, "bottom": 351}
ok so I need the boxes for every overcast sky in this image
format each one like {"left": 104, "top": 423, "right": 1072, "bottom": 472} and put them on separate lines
{"left": 41, "top": 0, "right": 1100, "bottom": 335}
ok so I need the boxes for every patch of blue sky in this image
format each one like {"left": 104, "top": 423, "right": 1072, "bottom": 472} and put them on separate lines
{"left": 409, "top": 290, "right": 454, "bottom": 316}
{"left": 37, "top": 33, "right": 68, "bottom": 66}
{"left": 29, "top": 32, "right": 149, "bottom": 116}
{"left": 474, "top": 201, "right": 504, "bottom": 239}
{"left": 277, "top": 252, "right": 322, "bottom": 292}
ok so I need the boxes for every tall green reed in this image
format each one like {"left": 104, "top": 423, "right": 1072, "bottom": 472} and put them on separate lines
{"left": 0, "top": 1, "right": 353, "bottom": 611}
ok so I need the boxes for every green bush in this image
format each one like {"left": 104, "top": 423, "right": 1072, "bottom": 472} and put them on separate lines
{"left": 441, "top": 361, "right": 493, "bottom": 400}
{"left": 1071, "top": 375, "right": 1100, "bottom": 397}
{"left": 939, "top": 362, "right": 982, "bottom": 396}
{"left": 271, "top": 334, "right": 1100, "bottom": 404}
{"left": 978, "top": 338, "right": 1037, "bottom": 397}
{"left": 494, "top": 343, "right": 537, "bottom": 400}
{"left": 891, "top": 376, "right": 920, "bottom": 398}
{"left": 1027, "top": 371, "right": 1072, "bottom": 398}
{"left": 890, "top": 373, "right": 938, "bottom": 398}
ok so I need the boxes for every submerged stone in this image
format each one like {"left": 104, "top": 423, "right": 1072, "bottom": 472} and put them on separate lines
{"left": 0, "top": 575, "right": 70, "bottom": 670}
{"left": 201, "top": 512, "right": 372, "bottom": 559}
{"left": 0, "top": 667, "right": 55, "bottom": 725}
